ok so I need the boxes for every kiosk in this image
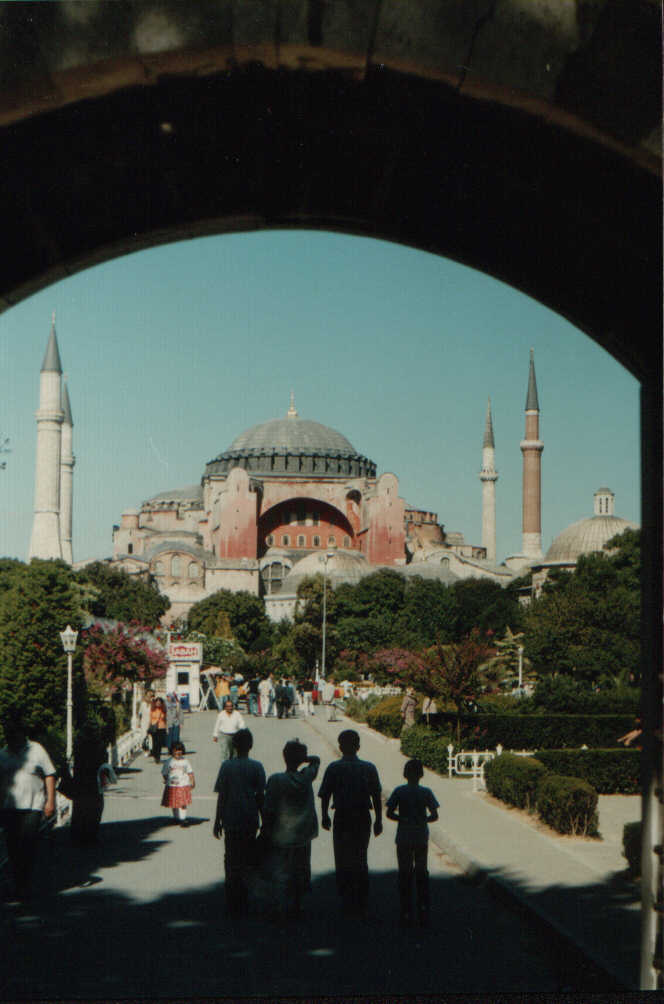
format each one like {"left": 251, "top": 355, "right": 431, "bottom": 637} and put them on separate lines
{"left": 166, "top": 641, "right": 202, "bottom": 709}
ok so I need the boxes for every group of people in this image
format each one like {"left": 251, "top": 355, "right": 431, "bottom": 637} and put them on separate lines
{"left": 203, "top": 726, "right": 439, "bottom": 925}
{"left": 139, "top": 691, "right": 184, "bottom": 763}
{"left": 212, "top": 673, "right": 341, "bottom": 722}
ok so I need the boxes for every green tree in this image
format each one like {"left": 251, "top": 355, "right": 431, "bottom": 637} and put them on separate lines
{"left": 524, "top": 528, "right": 640, "bottom": 686}
{"left": 0, "top": 559, "right": 81, "bottom": 740}
{"left": 394, "top": 576, "right": 458, "bottom": 647}
{"left": 74, "top": 561, "right": 169, "bottom": 627}
{"left": 449, "top": 578, "right": 522, "bottom": 640}
{"left": 187, "top": 589, "right": 273, "bottom": 652}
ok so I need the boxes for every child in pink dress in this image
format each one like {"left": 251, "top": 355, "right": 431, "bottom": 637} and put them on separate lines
{"left": 161, "top": 741, "right": 195, "bottom": 827}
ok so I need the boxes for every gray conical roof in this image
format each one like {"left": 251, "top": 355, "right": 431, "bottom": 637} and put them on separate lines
{"left": 41, "top": 319, "right": 62, "bottom": 373}
{"left": 62, "top": 381, "right": 73, "bottom": 426}
{"left": 525, "top": 348, "right": 539, "bottom": 411}
{"left": 483, "top": 398, "right": 495, "bottom": 448}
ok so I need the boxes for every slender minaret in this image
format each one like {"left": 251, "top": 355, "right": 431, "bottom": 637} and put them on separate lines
{"left": 479, "top": 397, "right": 498, "bottom": 562}
{"left": 29, "top": 314, "right": 64, "bottom": 560}
{"left": 520, "top": 348, "right": 543, "bottom": 559}
{"left": 59, "top": 379, "right": 75, "bottom": 565}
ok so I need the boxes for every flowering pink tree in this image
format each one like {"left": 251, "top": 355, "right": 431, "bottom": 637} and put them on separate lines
{"left": 81, "top": 622, "right": 168, "bottom": 696}
{"left": 370, "top": 648, "right": 427, "bottom": 687}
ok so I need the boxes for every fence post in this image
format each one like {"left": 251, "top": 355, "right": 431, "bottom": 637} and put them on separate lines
{"left": 447, "top": 744, "right": 454, "bottom": 779}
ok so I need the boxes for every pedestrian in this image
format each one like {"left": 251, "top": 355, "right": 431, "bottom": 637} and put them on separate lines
{"left": 212, "top": 699, "right": 245, "bottom": 759}
{"left": 149, "top": 696, "right": 168, "bottom": 762}
{"left": 259, "top": 674, "right": 275, "bottom": 717}
{"left": 302, "top": 678, "right": 315, "bottom": 716}
{"left": 261, "top": 739, "right": 320, "bottom": 919}
{"left": 318, "top": 729, "right": 382, "bottom": 917}
{"left": 247, "top": 674, "right": 261, "bottom": 717}
{"left": 213, "top": 729, "right": 266, "bottom": 916}
{"left": 166, "top": 692, "right": 184, "bottom": 751}
{"left": 322, "top": 678, "right": 337, "bottom": 721}
{"left": 286, "top": 677, "right": 297, "bottom": 717}
{"left": 229, "top": 677, "right": 240, "bottom": 708}
{"left": 161, "top": 740, "right": 195, "bottom": 827}
{"left": 400, "top": 687, "right": 417, "bottom": 730}
{"left": 385, "top": 758, "right": 439, "bottom": 926}
{"left": 275, "top": 679, "right": 290, "bottom": 719}
{"left": 60, "top": 724, "right": 114, "bottom": 847}
{"left": 140, "top": 689, "right": 154, "bottom": 758}
{"left": 0, "top": 706, "right": 56, "bottom": 902}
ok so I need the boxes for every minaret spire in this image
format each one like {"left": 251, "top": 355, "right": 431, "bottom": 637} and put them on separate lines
{"left": 520, "top": 348, "right": 543, "bottom": 559}
{"left": 29, "top": 317, "right": 64, "bottom": 560}
{"left": 479, "top": 397, "right": 498, "bottom": 562}
{"left": 287, "top": 390, "right": 298, "bottom": 418}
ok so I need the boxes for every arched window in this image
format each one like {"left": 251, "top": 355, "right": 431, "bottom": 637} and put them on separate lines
{"left": 343, "top": 536, "right": 351, "bottom": 548}
{"left": 127, "top": 542, "right": 133, "bottom": 554}
{"left": 188, "top": 562, "right": 199, "bottom": 578}
{"left": 155, "top": 561, "right": 164, "bottom": 576}
{"left": 297, "top": 535, "right": 305, "bottom": 547}
{"left": 313, "top": 535, "right": 320, "bottom": 547}
{"left": 328, "top": 535, "right": 336, "bottom": 546}
{"left": 171, "top": 556, "right": 181, "bottom": 576}
{"left": 282, "top": 534, "right": 290, "bottom": 547}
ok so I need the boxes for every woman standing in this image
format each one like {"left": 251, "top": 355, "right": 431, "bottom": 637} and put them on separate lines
{"left": 140, "top": 690, "right": 154, "bottom": 758}
{"left": 150, "top": 697, "right": 168, "bottom": 763}
{"left": 400, "top": 687, "right": 418, "bottom": 731}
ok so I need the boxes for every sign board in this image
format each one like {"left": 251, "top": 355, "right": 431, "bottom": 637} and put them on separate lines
{"left": 166, "top": 642, "right": 202, "bottom": 708}
{"left": 168, "top": 642, "right": 203, "bottom": 662}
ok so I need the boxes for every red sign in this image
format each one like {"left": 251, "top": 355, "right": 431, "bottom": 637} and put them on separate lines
{"left": 168, "top": 643, "right": 202, "bottom": 662}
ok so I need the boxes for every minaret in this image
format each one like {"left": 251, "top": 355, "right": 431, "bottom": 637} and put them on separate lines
{"left": 287, "top": 390, "right": 298, "bottom": 418}
{"left": 59, "top": 379, "right": 75, "bottom": 565}
{"left": 479, "top": 397, "right": 498, "bottom": 562}
{"left": 28, "top": 315, "right": 64, "bottom": 560}
{"left": 520, "top": 348, "right": 543, "bottom": 559}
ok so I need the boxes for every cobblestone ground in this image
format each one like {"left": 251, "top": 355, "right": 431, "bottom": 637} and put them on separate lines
{"left": 1, "top": 709, "right": 618, "bottom": 997}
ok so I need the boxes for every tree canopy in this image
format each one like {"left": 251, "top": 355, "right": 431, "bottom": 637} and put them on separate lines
{"left": 186, "top": 589, "right": 273, "bottom": 652}
{"left": 74, "top": 561, "right": 170, "bottom": 627}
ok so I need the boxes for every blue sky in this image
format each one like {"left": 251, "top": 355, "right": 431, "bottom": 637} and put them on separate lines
{"left": 0, "top": 230, "right": 640, "bottom": 565}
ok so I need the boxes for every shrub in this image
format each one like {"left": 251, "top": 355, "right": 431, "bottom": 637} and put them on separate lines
{"left": 365, "top": 695, "right": 404, "bottom": 737}
{"left": 536, "top": 774, "right": 599, "bottom": 836}
{"left": 532, "top": 749, "right": 640, "bottom": 794}
{"left": 622, "top": 821, "right": 642, "bottom": 876}
{"left": 532, "top": 676, "right": 640, "bottom": 715}
{"left": 400, "top": 725, "right": 454, "bottom": 774}
{"left": 435, "top": 713, "right": 634, "bottom": 749}
{"left": 484, "top": 753, "right": 548, "bottom": 811}
{"left": 343, "top": 693, "right": 385, "bottom": 723}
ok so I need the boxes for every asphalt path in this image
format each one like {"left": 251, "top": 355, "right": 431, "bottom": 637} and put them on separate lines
{"left": 1, "top": 709, "right": 612, "bottom": 998}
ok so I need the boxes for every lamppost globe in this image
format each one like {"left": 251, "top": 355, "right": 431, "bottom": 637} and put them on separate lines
{"left": 60, "top": 624, "right": 78, "bottom": 653}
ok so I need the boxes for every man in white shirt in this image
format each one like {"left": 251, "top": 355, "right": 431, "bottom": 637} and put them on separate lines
{"left": 322, "top": 679, "right": 338, "bottom": 721}
{"left": 258, "top": 675, "right": 275, "bottom": 717}
{"left": 0, "top": 710, "right": 56, "bottom": 902}
{"left": 212, "top": 699, "right": 245, "bottom": 760}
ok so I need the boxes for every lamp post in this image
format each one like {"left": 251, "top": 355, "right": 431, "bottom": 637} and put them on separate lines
{"left": 517, "top": 645, "right": 524, "bottom": 691}
{"left": 320, "top": 548, "right": 336, "bottom": 683}
{"left": 60, "top": 624, "right": 78, "bottom": 769}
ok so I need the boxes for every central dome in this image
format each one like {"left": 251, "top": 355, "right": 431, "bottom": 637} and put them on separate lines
{"left": 205, "top": 401, "right": 376, "bottom": 479}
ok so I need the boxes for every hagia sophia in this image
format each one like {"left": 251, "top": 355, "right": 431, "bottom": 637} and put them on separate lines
{"left": 29, "top": 319, "right": 637, "bottom": 624}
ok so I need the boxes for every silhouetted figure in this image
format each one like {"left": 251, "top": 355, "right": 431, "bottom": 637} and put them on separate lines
{"left": 62, "top": 725, "right": 113, "bottom": 846}
{"left": 386, "top": 758, "right": 439, "bottom": 926}
{"left": 0, "top": 708, "right": 56, "bottom": 902}
{"left": 318, "top": 729, "right": 382, "bottom": 917}
{"left": 262, "top": 739, "right": 320, "bottom": 919}
{"left": 213, "top": 729, "right": 266, "bottom": 916}
{"left": 275, "top": 680, "right": 290, "bottom": 719}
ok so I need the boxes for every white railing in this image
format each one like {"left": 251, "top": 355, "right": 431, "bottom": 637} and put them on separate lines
{"left": 447, "top": 744, "right": 504, "bottom": 792}
{"left": 107, "top": 727, "right": 143, "bottom": 768}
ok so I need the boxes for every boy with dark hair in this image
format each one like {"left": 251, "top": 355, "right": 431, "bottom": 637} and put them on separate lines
{"left": 385, "top": 758, "right": 439, "bottom": 926}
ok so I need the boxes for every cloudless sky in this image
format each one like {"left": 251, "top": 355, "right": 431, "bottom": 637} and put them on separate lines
{"left": 0, "top": 230, "right": 640, "bottom": 566}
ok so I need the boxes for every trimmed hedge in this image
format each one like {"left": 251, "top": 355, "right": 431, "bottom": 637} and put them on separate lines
{"left": 622, "top": 821, "right": 642, "bottom": 876}
{"left": 365, "top": 696, "right": 404, "bottom": 738}
{"left": 536, "top": 774, "right": 599, "bottom": 836}
{"left": 532, "top": 749, "right": 640, "bottom": 794}
{"left": 400, "top": 725, "right": 454, "bottom": 774}
{"left": 435, "top": 713, "right": 634, "bottom": 749}
{"left": 484, "top": 753, "right": 548, "bottom": 812}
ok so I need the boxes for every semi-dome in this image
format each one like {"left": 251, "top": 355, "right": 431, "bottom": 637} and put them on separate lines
{"left": 205, "top": 397, "right": 376, "bottom": 479}
{"left": 279, "top": 549, "right": 370, "bottom": 594}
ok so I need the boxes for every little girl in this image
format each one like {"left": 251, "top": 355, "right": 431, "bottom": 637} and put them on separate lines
{"left": 161, "top": 741, "right": 195, "bottom": 827}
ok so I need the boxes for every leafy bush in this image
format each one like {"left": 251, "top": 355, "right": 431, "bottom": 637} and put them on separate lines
{"left": 343, "top": 693, "right": 385, "bottom": 723}
{"left": 531, "top": 676, "right": 640, "bottom": 715}
{"left": 532, "top": 749, "right": 640, "bottom": 794}
{"left": 484, "top": 753, "right": 548, "bottom": 811}
{"left": 435, "top": 713, "right": 633, "bottom": 749}
{"left": 365, "top": 696, "right": 404, "bottom": 737}
{"left": 400, "top": 724, "right": 454, "bottom": 773}
{"left": 536, "top": 773, "right": 599, "bottom": 836}
{"left": 622, "top": 821, "right": 641, "bottom": 876}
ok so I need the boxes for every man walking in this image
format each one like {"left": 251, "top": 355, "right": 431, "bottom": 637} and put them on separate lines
{"left": 212, "top": 699, "right": 245, "bottom": 760}
{"left": 322, "top": 678, "right": 337, "bottom": 722}
{"left": 213, "top": 729, "right": 266, "bottom": 916}
{"left": 318, "top": 729, "right": 382, "bottom": 917}
{"left": 0, "top": 707, "right": 57, "bottom": 902}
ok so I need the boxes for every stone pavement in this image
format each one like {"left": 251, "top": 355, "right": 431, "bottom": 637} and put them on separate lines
{"left": 308, "top": 706, "right": 642, "bottom": 990}
{"left": 1, "top": 705, "right": 640, "bottom": 996}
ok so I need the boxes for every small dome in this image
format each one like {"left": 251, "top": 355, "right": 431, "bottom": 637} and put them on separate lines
{"left": 280, "top": 549, "right": 370, "bottom": 594}
{"left": 545, "top": 515, "right": 637, "bottom": 562}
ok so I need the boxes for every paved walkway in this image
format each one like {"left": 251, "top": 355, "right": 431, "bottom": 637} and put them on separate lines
{"left": 308, "top": 708, "right": 642, "bottom": 990}
{"left": 1, "top": 706, "right": 641, "bottom": 995}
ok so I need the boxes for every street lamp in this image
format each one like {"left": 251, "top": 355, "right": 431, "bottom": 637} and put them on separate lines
{"left": 60, "top": 624, "right": 78, "bottom": 768}
{"left": 319, "top": 547, "right": 336, "bottom": 684}
{"left": 517, "top": 645, "right": 524, "bottom": 691}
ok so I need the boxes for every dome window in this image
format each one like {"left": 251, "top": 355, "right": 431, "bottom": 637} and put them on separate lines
{"left": 188, "top": 562, "right": 199, "bottom": 578}
{"left": 328, "top": 535, "right": 336, "bottom": 547}
{"left": 343, "top": 536, "right": 351, "bottom": 548}
{"left": 282, "top": 534, "right": 290, "bottom": 547}
{"left": 171, "top": 556, "right": 181, "bottom": 576}
{"left": 313, "top": 535, "right": 321, "bottom": 547}
{"left": 297, "top": 535, "right": 305, "bottom": 547}
{"left": 155, "top": 561, "right": 164, "bottom": 576}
